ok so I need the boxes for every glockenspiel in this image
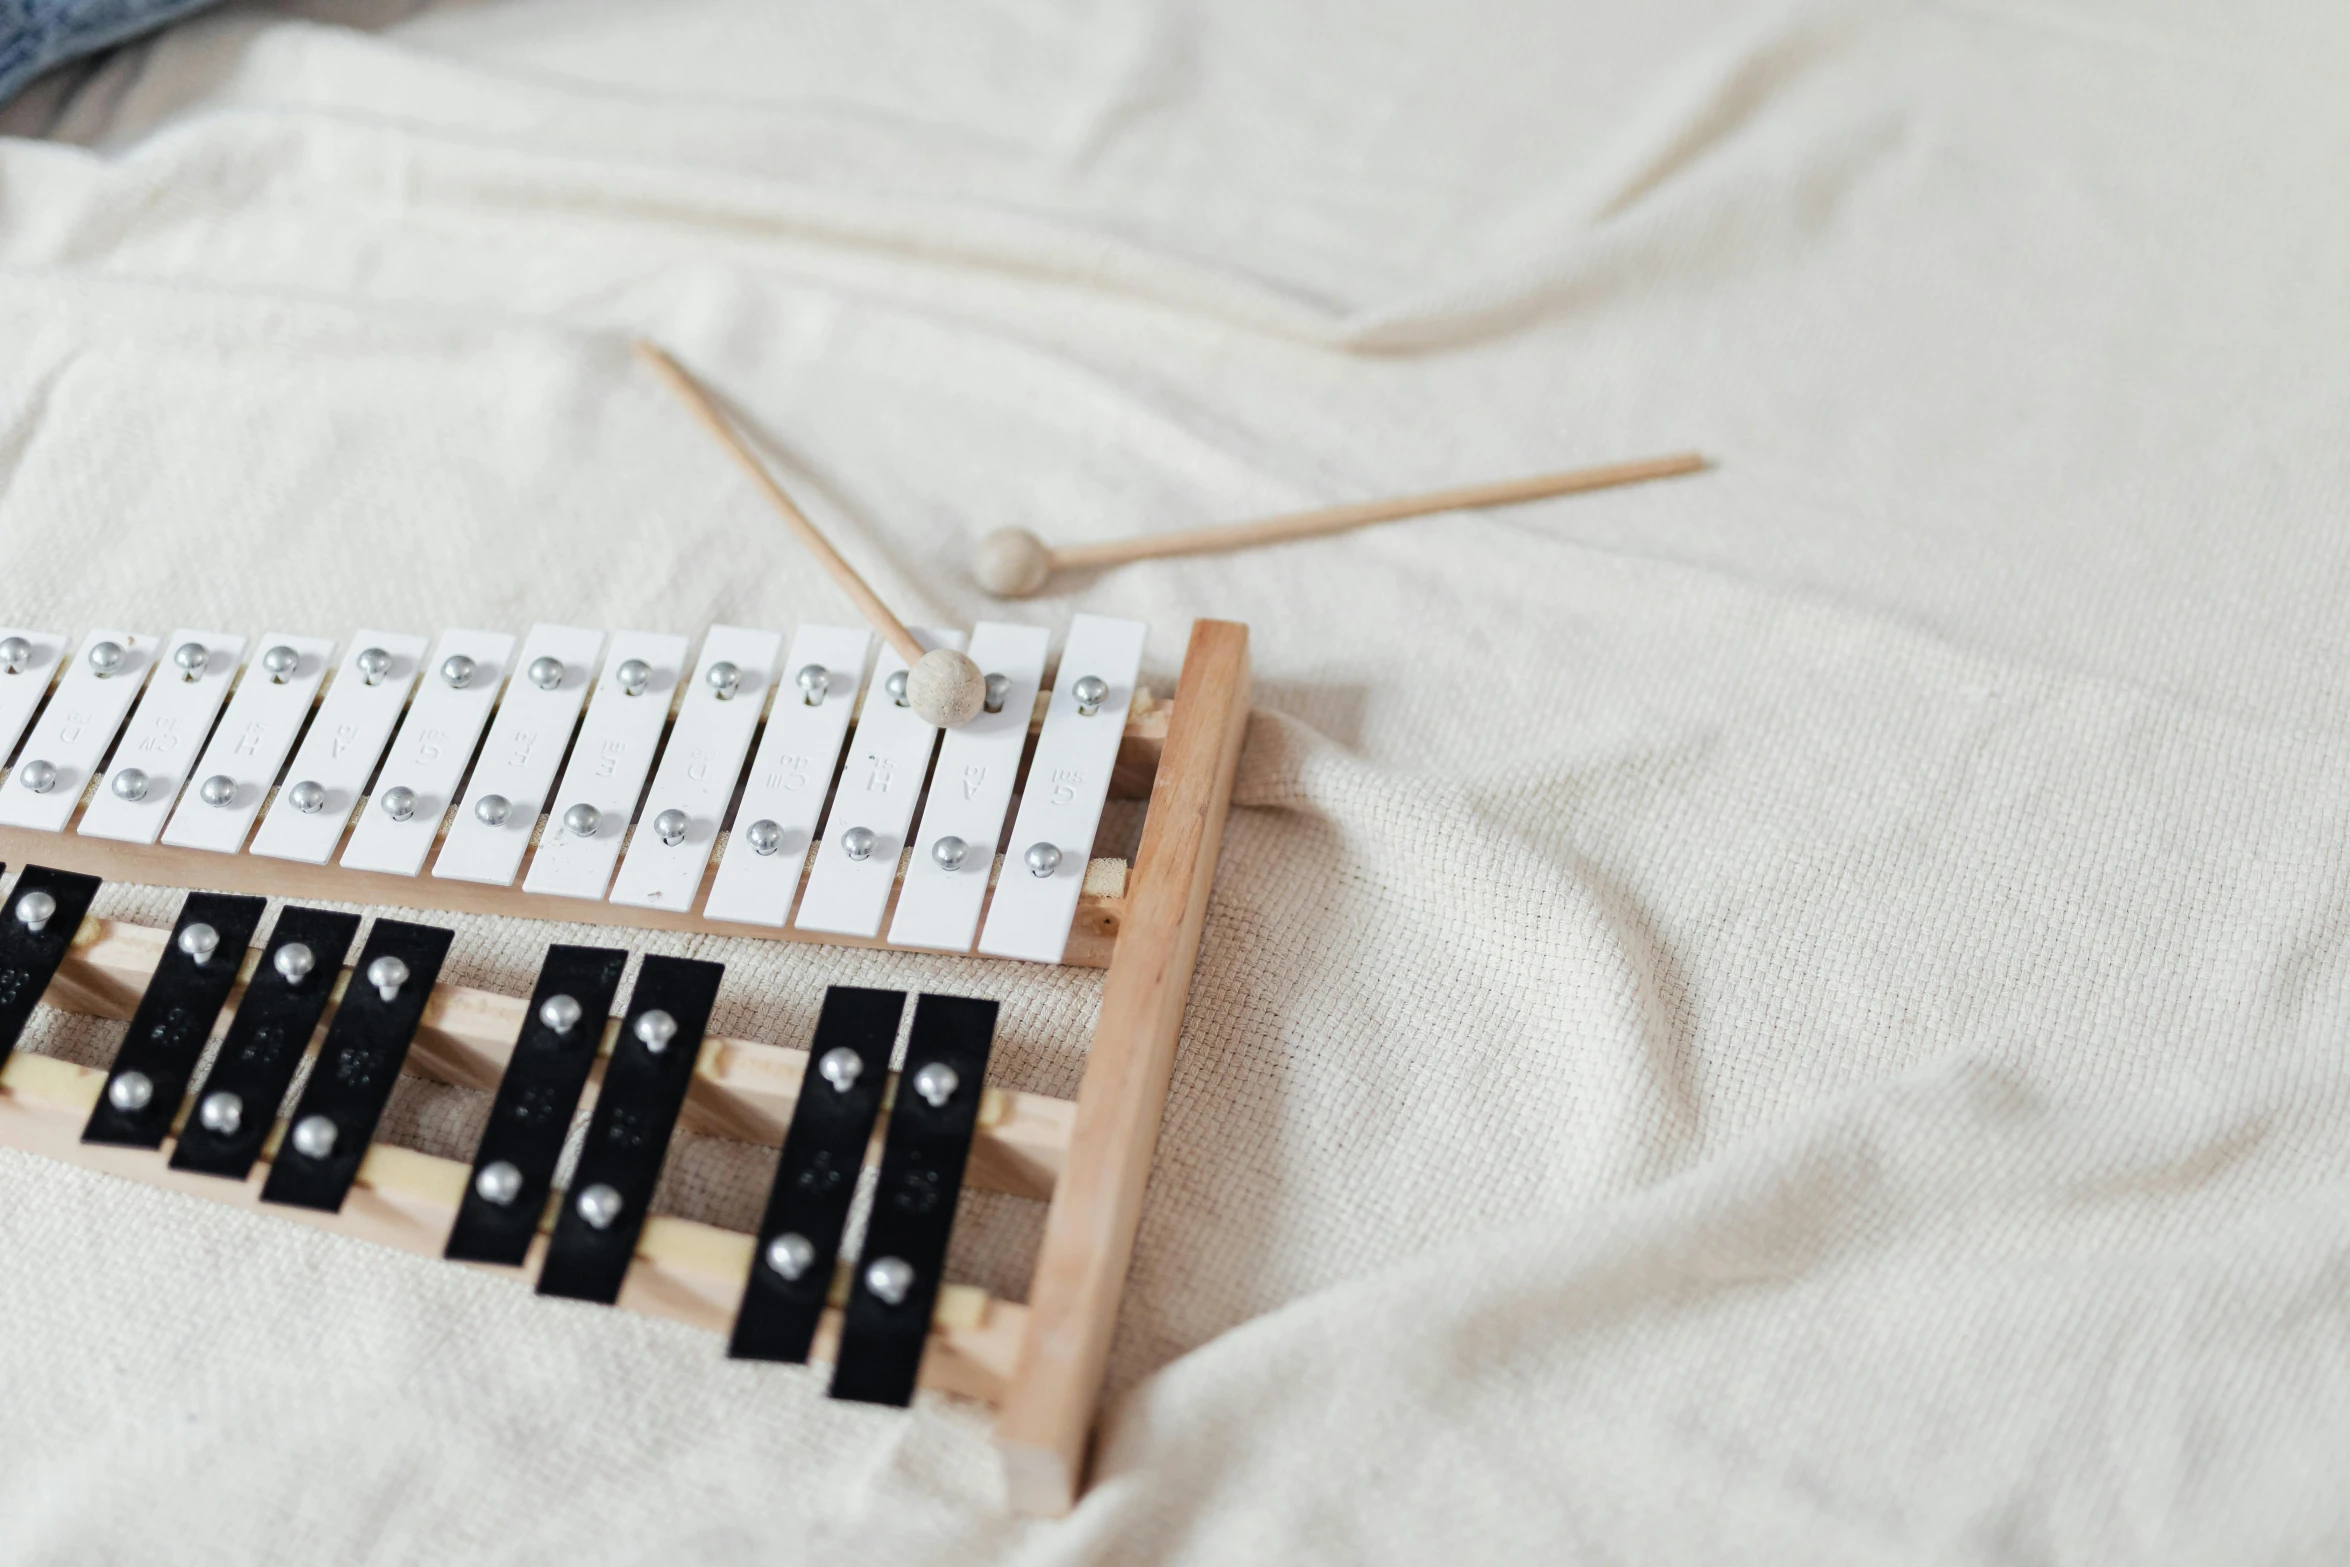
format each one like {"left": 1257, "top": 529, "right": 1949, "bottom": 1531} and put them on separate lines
{"left": 0, "top": 613, "right": 1251, "bottom": 1515}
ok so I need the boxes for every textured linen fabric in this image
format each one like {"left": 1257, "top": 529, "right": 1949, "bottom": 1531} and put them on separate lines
{"left": 2, "top": 1, "right": 2349, "bottom": 1560}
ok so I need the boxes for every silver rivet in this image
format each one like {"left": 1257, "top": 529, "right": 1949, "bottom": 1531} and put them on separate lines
{"left": 88, "top": 640, "right": 125, "bottom": 678}
{"left": 528, "top": 656, "right": 564, "bottom": 691}
{"left": 563, "top": 802, "right": 601, "bottom": 838}
{"left": 616, "top": 659, "right": 651, "bottom": 697}
{"left": 932, "top": 835, "right": 968, "bottom": 872}
{"left": 764, "top": 1232, "right": 816, "bottom": 1281}
{"left": 863, "top": 1256, "right": 915, "bottom": 1306}
{"left": 111, "top": 768, "right": 149, "bottom": 802}
{"left": 635, "top": 1009, "right": 677, "bottom": 1054}
{"left": 912, "top": 1061, "right": 959, "bottom": 1108}
{"left": 273, "top": 942, "right": 315, "bottom": 985}
{"left": 199, "top": 774, "right": 236, "bottom": 808}
{"left": 654, "top": 808, "right": 690, "bottom": 847}
{"left": 474, "top": 1160, "right": 524, "bottom": 1207}
{"left": 1073, "top": 675, "right": 1108, "bottom": 716}
{"left": 745, "top": 818, "right": 782, "bottom": 856}
{"left": 538, "top": 993, "right": 582, "bottom": 1035}
{"left": 983, "top": 672, "right": 1011, "bottom": 714}
{"left": 288, "top": 779, "right": 326, "bottom": 815}
{"left": 15, "top": 889, "right": 54, "bottom": 933}
{"left": 198, "top": 1091, "right": 242, "bottom": 1136}
{"left": 367, "top": 954, "right": 409, "bottom": 1003}
{"left": 796, "top": 664, "right": 829, "bottom": 705}
{"left": 290, "top": 1114, "right": 338, "bottom": 1160}
{"left": 0, "top": 636, "right": 31, "bottom": 674}
{"left": 885, "top": 669, "right": 910, "bottom": 707}
{"left": 379, "top": 785, "right": 416, "bottom": 822}
{"left": 840, "top": 826, "right": 876, "bottom": 862}
{"left": 355, "top": 646, "right": 392, "bottom": 685}
{"left": 178, "top": 922, "right": 219, "bottom": 965}
{"left": 1025, "top": 841, "right": 1062, "bottom": 878}
{"left": 106, "top": 1071, "right": 153, "bottom": 1114}
{"left": 817, "top": 1047, "right": 863, "bottom": 1093}
{"left": 441, "top": 653, "right": 476, "bottom": 689}
{"left": 17, "top": 759, "right": 56, "bottom": 794}
{"left": 172, "top": 641, "right": 209, "bottom": 680}
{"left": 576, "top": 1183, "right": 623, "bottom": 1230}
{"left": 261, "top": 645, "right": 299, "bottom": 683}
{"left": 706, "top": 661, "right": 741, "bottom": 700}
{"left": 474, "top": 793, "right": 511, "bottom": 827}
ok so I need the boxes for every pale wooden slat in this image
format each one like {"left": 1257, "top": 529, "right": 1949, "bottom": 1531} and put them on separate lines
{"left": 0, "top": 1051, "right": 1025, "bottom": 1404}
{"left": 992, "top": 620, "right": 1252, "bottom": 1515}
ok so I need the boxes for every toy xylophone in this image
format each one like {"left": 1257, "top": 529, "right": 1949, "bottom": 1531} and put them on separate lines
{"left": 0, "top": 614, "right": 1250, "bottom": 1515}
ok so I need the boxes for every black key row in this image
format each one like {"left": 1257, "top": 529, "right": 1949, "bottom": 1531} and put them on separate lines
{"left": 0, "top": 864, "right": 995, "bottom": 1407}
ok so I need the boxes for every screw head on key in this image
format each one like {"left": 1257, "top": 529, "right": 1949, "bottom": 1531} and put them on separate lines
{"left": 290, "top": 1115, "right": 337, "bottom": 1160}
{"left": 107, "top": 1071, "right": 153, "bottom": 1113}
{"left": 864, "top": 1256, "right": 915, "bottom": 1306}
{"left": 178, "top": 922, "right": 219, "bottom": 965}
{"left": 367, "top": 954, "right": 409, "bottom": 1004}
{"left": 198, "top": 1092, "right": 242, "bottom": 1136}
{"left": 474, "top": 1160, "right": 524, "bottom": 1207}
{"left": 817, "top": 1047, "right": 862, "bottom": 1093}
{"left": 765, "top": 1232, "right": 816, "bottom": 1281}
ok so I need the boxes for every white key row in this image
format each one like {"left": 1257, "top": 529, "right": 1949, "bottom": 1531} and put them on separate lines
{"left": 0, "top": 615, "right": 1147, "bottom": 962}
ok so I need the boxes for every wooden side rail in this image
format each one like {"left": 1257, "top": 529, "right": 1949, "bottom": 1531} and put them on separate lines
{"left": 39, "top": 916, "right": 1076, "bottom": 1202}
{"left": 0, "top": 1051, "right": 1024, "bottom": 1403}
{"left": 0, "top": 826, "right": 1132, "bottom": 968}
{"left": 994, "top": 619, "right": 1251, "bottom": 1513}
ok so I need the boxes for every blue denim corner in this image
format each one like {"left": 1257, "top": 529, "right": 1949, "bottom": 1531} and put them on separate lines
{"left": 0, "top": 0, "right": 221, "bottom": 108}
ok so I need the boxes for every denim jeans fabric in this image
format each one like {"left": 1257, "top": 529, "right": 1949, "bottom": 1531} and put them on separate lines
{"left": 0, "top": 0, "right": 219, "bottom": 105}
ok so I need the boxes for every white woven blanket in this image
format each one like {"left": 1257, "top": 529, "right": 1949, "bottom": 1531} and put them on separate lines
{"left": 2, "top": 2, "right": 2346, "bottom": 1559}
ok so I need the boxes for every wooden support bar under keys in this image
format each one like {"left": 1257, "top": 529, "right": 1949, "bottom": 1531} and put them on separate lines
{"left": 0, "top": 1050, "right": 1023, "bottom": 1403}
{"left": 41, "top": 916, "right": 1077, "bottom": 1202}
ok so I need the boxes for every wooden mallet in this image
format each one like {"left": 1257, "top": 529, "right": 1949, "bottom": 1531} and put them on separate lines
{"left": 635, "top": 340, "right": 990, "bottom": 727}
{"left": 974, "top": 451, "right": 1708, "bottom": 598}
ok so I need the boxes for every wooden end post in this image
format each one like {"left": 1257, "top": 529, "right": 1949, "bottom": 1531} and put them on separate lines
{"left": 993, "top": 619, "right": 1251, "bottom": 1514}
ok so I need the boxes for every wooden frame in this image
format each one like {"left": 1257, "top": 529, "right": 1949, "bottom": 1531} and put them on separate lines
{"left": 0, "top": 618, "right": 1249, "bottom": 1516}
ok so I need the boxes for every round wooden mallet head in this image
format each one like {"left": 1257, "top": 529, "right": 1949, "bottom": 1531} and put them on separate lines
{"left": 907, "top": 648, "right": 987, "bottom": 727}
